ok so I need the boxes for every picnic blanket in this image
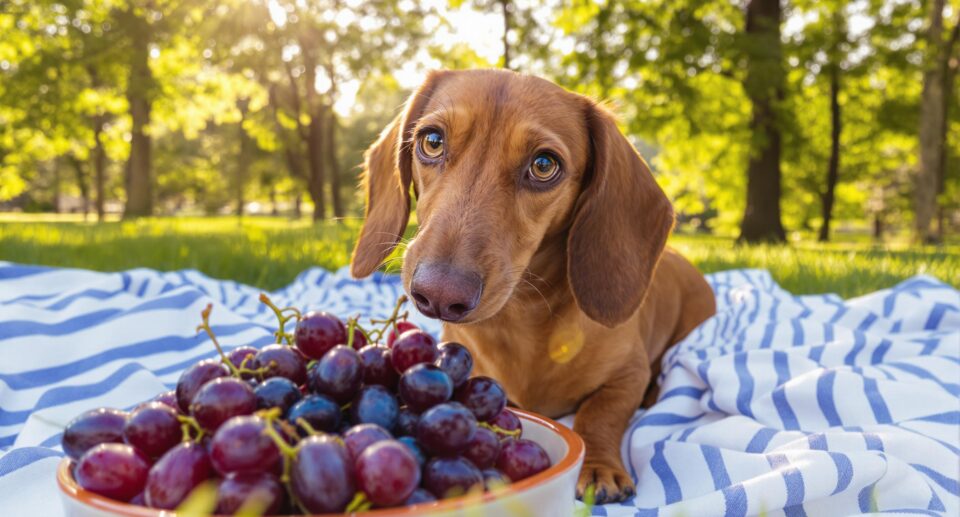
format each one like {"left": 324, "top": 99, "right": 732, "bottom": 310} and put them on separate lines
{"left": 0, "top": 262, "right": 957, "bottom": 516}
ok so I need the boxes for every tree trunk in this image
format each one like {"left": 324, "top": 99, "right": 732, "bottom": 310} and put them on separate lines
{"left": 819, "top": 50, "right": 842, "bottom": 242}
{"left": 915, "top": 0, "right": 953, "bottom": 243}
{"left": 69, "top": 156, "right": 90, "bottom": 221}
{"left": 235, "top": 99, "right": 250, "bottom": 218}
{"left": 270, "top": 186, "right": 279, "bottom": 216}
{"left": 935, "top": 10, "right": 960, "bottom": 241}
{"left": 52, "top": 158, "right": 61, "bottom": 213}
{"left": 93, "top": 119, "right": 107, "bottom": 222}
{"left": 739, "top": 0, "right": 786, "bottom": 243}
{"left": 325, "top": 108, "right": 344, "bottom": 218}
{"left": 293, "top": 193, "right": 302, "bottom": 219}
{"left": 499, "top": 0, "right": 512, "bottom": 69}
{"left": 306, "top": 107, "right": 326, "bottom": 222}
{"left": 873, "top": 213, "right": 884, "bottom": 241}
{"left": 123, "top": 8, "right": 153, "bottom": 218}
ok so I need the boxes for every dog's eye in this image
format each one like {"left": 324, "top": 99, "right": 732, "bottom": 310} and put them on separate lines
{"left": 529, "top": 153, "right": 560, "bottom": 182}
{"left": 418, "top": 131, "right": 444, "bottom": 160}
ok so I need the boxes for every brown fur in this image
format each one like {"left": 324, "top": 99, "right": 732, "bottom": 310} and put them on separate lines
{"left": 351, "top": 69, "right": 716, "bottom": 504}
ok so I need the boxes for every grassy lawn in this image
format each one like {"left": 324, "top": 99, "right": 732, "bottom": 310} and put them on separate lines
{"left": 0, "top": 214, "right": 956, "bottom": 297}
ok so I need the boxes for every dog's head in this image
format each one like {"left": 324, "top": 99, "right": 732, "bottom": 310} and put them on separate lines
{"left": 351, "top": 70, "right": 673, "bottom": 328}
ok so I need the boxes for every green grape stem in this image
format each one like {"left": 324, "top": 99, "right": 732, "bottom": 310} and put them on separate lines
{"left": 195, "top": 304, "right": 241, "bottom": 377}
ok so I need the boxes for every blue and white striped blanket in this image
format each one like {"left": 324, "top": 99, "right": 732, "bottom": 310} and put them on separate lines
{"left": 0, "top": 262, "right": 956, "bottom": 516}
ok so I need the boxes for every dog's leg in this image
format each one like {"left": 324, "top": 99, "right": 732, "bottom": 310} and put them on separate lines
{"left": 573, "top": 366, "right": 649, "bottom": 505}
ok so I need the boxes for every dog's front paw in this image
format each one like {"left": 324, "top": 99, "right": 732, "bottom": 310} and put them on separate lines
{"left": 576, "top": 461, "right": 636, "bottom": 505}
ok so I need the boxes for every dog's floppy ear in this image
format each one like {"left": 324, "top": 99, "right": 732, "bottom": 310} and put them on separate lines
{"left": 567, "top": 101, "right": 675, "bottom": 327}
{"left": 350, "top": 71, "right": 447, "bottom": 278}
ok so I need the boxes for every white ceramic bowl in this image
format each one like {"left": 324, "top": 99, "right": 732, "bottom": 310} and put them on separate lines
{"left": 58, "top": 409, "right": 584, "bottom": 517}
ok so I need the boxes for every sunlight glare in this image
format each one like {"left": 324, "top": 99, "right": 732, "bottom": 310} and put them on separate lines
{"left": 267, "top": 0, "right": 287, "bottom": 27}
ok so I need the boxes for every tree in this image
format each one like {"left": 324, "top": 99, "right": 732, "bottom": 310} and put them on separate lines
{"left": 916, "top": 1, "right": 960, "bottom": 243}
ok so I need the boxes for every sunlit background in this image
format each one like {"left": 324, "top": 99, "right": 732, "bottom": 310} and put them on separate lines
{"left": 0, "top": 0, "right": 957, "bottom": 294}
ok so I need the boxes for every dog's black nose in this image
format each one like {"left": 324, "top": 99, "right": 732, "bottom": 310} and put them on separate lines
{"left": 410, "top": 262, "right": 482, "bottom": 322}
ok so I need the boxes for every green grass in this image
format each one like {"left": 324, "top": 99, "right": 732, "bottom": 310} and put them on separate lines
{"left": 0, "top": 214, "right": 956, "bottom": 297}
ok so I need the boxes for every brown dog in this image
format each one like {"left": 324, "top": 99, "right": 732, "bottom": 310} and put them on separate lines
{"left": 350, "top": 69, "right": 716, "bottom": 504}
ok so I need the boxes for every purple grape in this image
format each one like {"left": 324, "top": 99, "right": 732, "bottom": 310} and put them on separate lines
{"left": 254, "top": 377, "right": 302, "bottom": 416}
{"left": 350, "top": 385, "right": 399, "bottom": 430}
{"left": 489, "top": 408, "right": 522, "bottom": 439}
{"left": 295, "top": 311, "right": 347, "bottom": 359}
{"left": 226, "top": 345, "right": 259, "bottom": 377}
{"left": 290, "top": 434, "right": 355, "bottom": 513}
{"left": 356, "top": 441, "right": 421, "bottom": 506}
{"left": 436, "top": 342, "right": 473, "bottom": 387}
{"left": 343, "top": 423, "right": 392, "bottom": 460}
{"left": 176, "top": 359, "right": 230, "bottom": 412}
{"left": 463, "top": 426, "right": 500, "bottom": 469}
{"left": 405, "top": 487, "right": 438, "bottom": 505}
{"left": 307, "top": 345, "right": 363, "bottom": 403}
{"left": 398, "top": 436, "right": 426, "bottom": 467}
{"left": 416, "top": 402, "right": 477, "bottom": 456}
{"left": 482, "top": 468, "right": 511, "bottom": 490}
{"left": 422, "top": 456, "right": 483, "bottom": 499}
{"left": 396, "top": 407, "right": 419, "bottom": 436}
{"left": 287, "top": 395, "right": 341, "bottom": 435}
{"left": 495, "top": 438, "right": 551, "bottom": 482}
{"left": 123, "top": 402, "right": 182, "bottom": 459}
{"left": 75, "top": 443, "right": 149, "bottom": 501}
{"left": 349, "top": 327, "right": 368, "bottom": 350}
{"left": 215, "top": 472, "right": 284, "bottom": 515}
{"left": 358, "top": 344, "right": 399, "bottom": 388}
{"left": 386, "top": 320, "right": 418, "bottom": 347}
{"left": 145, "top": 442, "right": 212, "bottom": 509}
{"left": 152, "top": 391, "right": 180, "bottom": 413}
{"left": 62, "top": 408, "right": 128, "bottom": 461}
{"left": 209, "top": 416, "right": 281, "bottom": 476}
{"left": 391, "top": 329, "right": 438, "bottom": 373}
{"left": 189, "top": 377, "right": 256, "bottom": 432}
{"left": 253, "top": 344, "right": 307, "bottom": 385}
{"left": 398, "top": 364, "right": 453, "bottom": 412}
{"left": 455, "top": 376, "right": 507, "bottom": 422}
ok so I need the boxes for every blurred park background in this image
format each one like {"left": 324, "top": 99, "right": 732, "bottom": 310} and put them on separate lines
{"left": 0, "top": 0, "right": 957, "bottom": 295}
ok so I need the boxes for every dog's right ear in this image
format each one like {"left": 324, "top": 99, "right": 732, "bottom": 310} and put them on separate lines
{"left": 350, "top": 71, "right": 447, "bottom": 278}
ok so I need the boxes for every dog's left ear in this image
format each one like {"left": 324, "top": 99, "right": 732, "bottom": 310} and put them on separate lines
{"left": 567, "top": 101, "right": 675, "bottom": 328}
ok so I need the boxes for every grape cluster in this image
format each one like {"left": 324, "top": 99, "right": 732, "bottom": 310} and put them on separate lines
{"left": 63, "top": 295, "right": 551, "bottom": 514}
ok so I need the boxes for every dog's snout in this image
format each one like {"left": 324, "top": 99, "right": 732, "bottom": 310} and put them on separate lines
{"left": 410, "top": 263, "right": 483, "bottom": 322}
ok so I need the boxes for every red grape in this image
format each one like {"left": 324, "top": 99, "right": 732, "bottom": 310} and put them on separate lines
{"left": 463, "top": 426, "right": 500, "bottom": 469}
{"left": 215, "top": 471, "right": 284, "bottom": 515}
{"left": 489, "top": 408, "right": 522, "bottom": 439}
{"left": 176, "top": 359, "right": 230, "bottom": 412}
{"left": 253, "top": 344, "right": 307, "bottom": 385}
{"left": 343, "top": 423, "right": 392, "bottom": 460}
{"left": 416, "top": 402, "right": 477, "bottom": 456}
{"left": 349, "top": 327, "right": 368, "bottom": 350}
{"left": 398, "top": 364, "right": 453, "bottom": 412}
{"left": 422, "top": 456, "right": 483, "bottom": 499}
{"left": 152, "top": 391, "right": 179, "bottom": 412}
{"left": 356, "top": 440, "right": 421, "bottom": 506}
{"left": 495, "top": 438, "right": 550, "bottom": 482}
{"left": 253, "top": 377, "right": 302, "bottom": 417}
{"left": 226, "top": 345, "right": 259, "bottom": 377}
{"left": 189, "top": 377, "right": 257, "bottom": 432}
{"left": 350, "top": 385, "right": 399, "bottom": 430}
{"left": 405, "top": 487, "right": 438, "bottom": 505}
{"left": 436, "top": 342, "right": 473, "bottom": 387}
{"left": 307, "top": 345, "right": 363, "bottom": 403}
{"left": 391, "top": 329, "right": 438, "bottom": 373}
{"left": 75, "top": 443, "right": 149, "bottom": 501}
{"left": 290, "top": 434, "right": 355, "bottom": 513}
{"left": 287, "top": 394, "right": 341, "bottom": 435}
{"left": 295, "top": 311, "right": 346, "bottom": 359}
{"left": 123, "top": 402, "right": 182, "bottom": 459}
{"left": 62, "top": 408, "right": 128, "bottom": 461}
{"left": 455, "top": 376, "right": 507, "bottom": 422}
{"left": 144, "top": 442, "right": 212, "bottom": 509}
{"left": 386, "top": 320, "right": 419, "bottom": 347}
{"left": 209, "top": 416, "right": 281, "bottom": 476}
{"left": 358, "top": 344, "right": 399, "bottom": 389}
